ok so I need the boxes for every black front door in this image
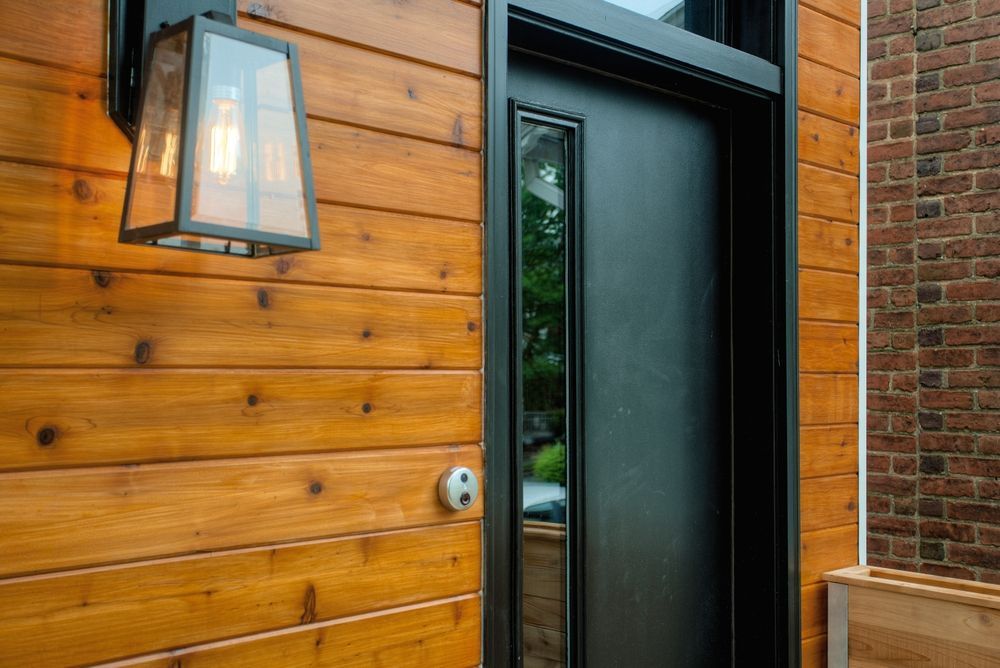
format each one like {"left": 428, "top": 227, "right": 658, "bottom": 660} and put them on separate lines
{"left": 511, "top": 51, "right": 733, "bottom": 665}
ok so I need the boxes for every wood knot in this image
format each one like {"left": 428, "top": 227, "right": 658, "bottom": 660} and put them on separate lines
{"left": 407, "top": 87, "right": 417, "bottom": 100}
{"left": 361, "top": 329, "right": 372, "bottom": 339}
{"left": 275, "top": 257, "right": 291, "bottom": 275}
{"left": 847, "top": 500, "right": 857, "bottom": 511}
{"left": 92, "top": 270, "right": 112, "bottom": 288}
{"left": 134, "top": 341, "right": 152, "bottom": 365}
{"left": 247, "top": 394, "right": 259, "bottom": 406}
{"left": 360, "top": 232, "right": 371, "bottom": 242}
{"left": 309, "top": 481, "right": 323, "bottom": 495}
{"left": 362, "top": 403, "right": 372, "bottom": 414}
{"left": 467, "top": 321, "right": 477, "bottom": 332}
{"left": 257, "top": 289, "right": 270, "bottom": 309}
{"left": 37, "top": 426, "right": 57, "bottom": 447}
{"left": 72, "top": 179, "right": 93, "bottom": 202}
{"left": 300, "top": 584, "right": 317, "bottom": 624}
{"left": 439, "top": 268, "right": 449, "bottom": 279}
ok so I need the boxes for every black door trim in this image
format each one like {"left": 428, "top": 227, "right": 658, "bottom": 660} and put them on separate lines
{"left": 484, "top": 0, "right": 800, "bottom": 664}
{"left": 508, "top": 0, "right": 781, "bottom": 96}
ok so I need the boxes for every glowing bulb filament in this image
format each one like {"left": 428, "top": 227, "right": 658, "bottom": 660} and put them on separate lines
{"left": 209, "top": 99, "right": 241, "bottom": 185}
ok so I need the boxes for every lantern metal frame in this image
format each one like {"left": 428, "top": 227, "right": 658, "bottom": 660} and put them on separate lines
{"left": 114, "top": 7, "right": 320, "bottom": 256}
{"left": 109, "top": 0, "right": 237, "bottom": 140}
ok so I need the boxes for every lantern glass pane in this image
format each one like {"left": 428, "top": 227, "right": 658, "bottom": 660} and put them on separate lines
{"left": 190, "top": 32, "right": 311, "bottom": 240}
{"left": 123, "top": 31, "right": 187, "bottom": 231}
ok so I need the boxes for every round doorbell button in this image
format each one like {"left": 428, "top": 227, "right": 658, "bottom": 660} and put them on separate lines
{"left": 438, "top": 466, "right": 479, "bottom": 511}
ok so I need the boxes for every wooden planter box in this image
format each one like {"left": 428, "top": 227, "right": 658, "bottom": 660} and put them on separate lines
{"left": 824, "top": 565, "right": 1000, "bottom": 667}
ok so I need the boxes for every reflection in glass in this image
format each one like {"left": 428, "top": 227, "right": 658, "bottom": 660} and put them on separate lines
{"left": 125, "top": 31, "right": 187, "bottom": 232}
{"left": 191, "top": 32, "right": 309, "bottom": 238}
{"left": 520, "top": 121, "right": 568, "bottom": 666}
{"left": 604, "top": 0, "right": 686, "bottom": 27}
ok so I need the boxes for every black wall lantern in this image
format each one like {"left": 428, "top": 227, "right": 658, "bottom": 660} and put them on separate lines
{"left": 109, "top": 0, "right": 320, "bottom": 257}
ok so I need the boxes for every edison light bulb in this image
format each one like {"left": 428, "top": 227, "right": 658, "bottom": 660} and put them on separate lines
{"left": 208, "top": 85, "right": 242, "bottom": 185}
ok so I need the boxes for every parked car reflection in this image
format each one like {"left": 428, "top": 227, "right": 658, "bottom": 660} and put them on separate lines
{"left": 523, "top": 480, "right": 566, "bottom": 523}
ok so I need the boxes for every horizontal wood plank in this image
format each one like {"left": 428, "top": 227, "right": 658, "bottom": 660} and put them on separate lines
{"left": 0, "top": 57, "right": 131, "bottom": 173}
{"left": 801, "top": 374, "right": 859, "bottom": 425}
{"left": 798, "top": 58, "right": 860, "bottom": 127}
{"left": 113, "top": 595, "right": 482, "bottom": 667}
{"left": 523, "top": 624, "right": 566, "bottom": 664}
{"left": 826, "top": 565, "right": 1000, "bottom": 607}
{"left": 799, "top": 216, "right": 859, "bottom": 273}
{"left": 800, "top": 322, "right": 859, "bottom": 372}
{"left": 801, "top": 524, "right": 859, "bottom": 586}
{"left": 0, "top": 444, "right": 483, "bottom": 576}
{"left": 799, "top": 269, "right": 859, "bottom": 322}
{"left": 799, "top": 6, "right": 861, "bottom": 77}
{"left": 801, "top": 474, "right": 859, "bottom": 532}
{"left": 802, "top": 582, "right": 828, "bottom": 640}
{"left": 243, "top": 19, "right": 482, "bottom": 149}
{"left": 0, "top": 265, "right": 481, "bottom": 369}
{"left": 523, "top": 522, "right": 566, "bottom": 632}
{"left": 801, "top": 0, "right": 861, "bottom": 27}
{"left": 0, "top": 0, "right": 488, "bottom": 88}
{"left": 0, "top": 371, "right": 480, "bottom": 470}
{"left": 849, "top": 586, "right": 1000, "bottom": 666}
{"left": 238, "top": 0, "right": 482, "bottom": 76}
{"left": 524, "top": 593, "right": 566, "bottom": 632}
{"left": 0, "top": 162, "right": 481, "bottom": 294}
{"left": 0, "top": 523, "right": 480, "bottom": 666}
{"left": 801, "top": 425, "right": 859, "bottom": 479}
{"left": 799, "top": 112, "right": 860, "bottom": 175}
{"left": 802, "top": 634, "right": 828, "bottom": 668}
{"left": 799, "top": 163, "right": 859, "bottom": 223}
{"left": 0, "top": 0, "right": 105, "bottom": 75}
{"left": 310, "top": 120, "right": 482, "bottom": 222}
{"left": 525, "top": 658, "right": 565, "bottom": 668}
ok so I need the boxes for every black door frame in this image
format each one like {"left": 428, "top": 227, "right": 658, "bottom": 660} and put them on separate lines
{"left": 484, "top": 1, "right": 800, "bottom": 664}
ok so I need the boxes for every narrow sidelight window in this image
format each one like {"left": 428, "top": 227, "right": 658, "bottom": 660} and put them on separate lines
{"left": 515, "top": 109, "right": 580, "bottom": 666}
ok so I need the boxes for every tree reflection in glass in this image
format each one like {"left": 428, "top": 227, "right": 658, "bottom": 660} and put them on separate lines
{"left": 520, "top": 121, "right": 568, "bottom": 666}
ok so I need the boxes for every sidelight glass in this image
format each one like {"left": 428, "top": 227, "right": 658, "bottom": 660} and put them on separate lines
{"left": 519, "top": 119, "right": 570, "bottom": 666}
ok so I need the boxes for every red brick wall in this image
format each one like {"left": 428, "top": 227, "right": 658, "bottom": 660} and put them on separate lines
{"left": 867, "top": 0, "right": 1000, "bottom": 581}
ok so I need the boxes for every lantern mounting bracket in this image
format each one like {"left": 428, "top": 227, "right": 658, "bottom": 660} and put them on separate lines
{"left": 108, "top": 0, "right": 237, "bottom": 140}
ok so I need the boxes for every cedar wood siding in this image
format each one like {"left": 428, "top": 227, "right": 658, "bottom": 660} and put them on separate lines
{"left": 798, "top": 0, "right": 863, "bottom": 662}
{"left": 0, "top": 0, "right": 862, "bottom": 663}
{"left": 0, "top": 0, "right": 484, "bottom": 664}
